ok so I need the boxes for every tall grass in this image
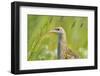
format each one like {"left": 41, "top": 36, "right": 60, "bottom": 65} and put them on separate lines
{"left": 27, "top": 15, "right": 88, "bottom": 61}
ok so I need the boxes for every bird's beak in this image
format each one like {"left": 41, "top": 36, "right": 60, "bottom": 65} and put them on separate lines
{"left": 49, "top": 30, "right": 56, "bottom": 33}
{"left": 49, "top": 30, "right": 57, "bottom": 33}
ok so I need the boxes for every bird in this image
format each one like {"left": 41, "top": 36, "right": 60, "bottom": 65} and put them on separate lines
{"left": 49, "top": 27, "right": 79, "bottom": 59}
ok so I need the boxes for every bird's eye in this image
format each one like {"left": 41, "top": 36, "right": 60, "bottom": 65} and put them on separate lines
{"left": 55, "top": 28, "right": 60, "bottom": 31}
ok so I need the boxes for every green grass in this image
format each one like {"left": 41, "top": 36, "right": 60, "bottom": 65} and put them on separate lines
{"left": 27, "top": 15, "right": 88, "bottom": 61}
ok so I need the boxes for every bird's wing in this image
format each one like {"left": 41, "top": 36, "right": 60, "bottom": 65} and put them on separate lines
{"left": 63, "top": 48, "right": 79, "bottom": 59}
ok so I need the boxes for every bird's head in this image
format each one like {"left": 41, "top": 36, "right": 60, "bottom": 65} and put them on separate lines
{"left": 49, "top": 27, "right": 65, "bottom": 34}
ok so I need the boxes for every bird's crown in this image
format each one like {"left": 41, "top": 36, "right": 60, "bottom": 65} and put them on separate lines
{"left": 50, "top": 27, "right": 65, "bottom": 34}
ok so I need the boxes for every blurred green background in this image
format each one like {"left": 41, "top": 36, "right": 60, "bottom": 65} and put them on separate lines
{"left": 27, "top": 15, "right": 88, "bottom": 61}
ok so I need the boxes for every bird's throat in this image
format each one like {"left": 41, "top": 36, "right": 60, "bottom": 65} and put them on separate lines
{"left": 57, "top": 33, "right": 62, "bottom": 59}
{"left": 57, "top": 33, "right": 67, "bottom": 59}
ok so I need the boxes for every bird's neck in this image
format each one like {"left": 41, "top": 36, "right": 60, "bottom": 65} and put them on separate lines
{"left": 57, "top": 32, "right": 67, "bottom": 59}
{"left": 62, "top": 33, "right": 67, "bottom": 45}
{"left": 59, "top": 32, "right": 67, "bottom": 46}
